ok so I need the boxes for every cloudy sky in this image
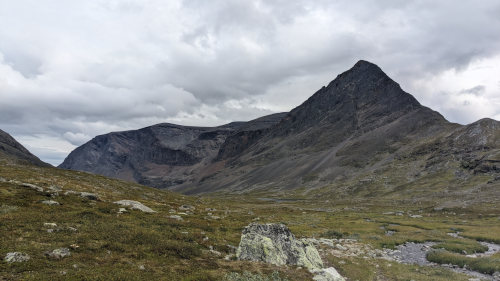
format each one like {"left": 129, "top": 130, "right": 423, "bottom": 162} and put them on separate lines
{"left": 1, "top": 0, "right": 500, "bottom": 165}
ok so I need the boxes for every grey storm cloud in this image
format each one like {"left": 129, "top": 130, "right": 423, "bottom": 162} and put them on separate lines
{"left": 0, "top": 0, "right": 500, "bottom": 165}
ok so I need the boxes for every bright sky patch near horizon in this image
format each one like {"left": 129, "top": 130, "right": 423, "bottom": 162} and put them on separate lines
{"left": 0, "top": 0, "right": 499, "bottom": 165}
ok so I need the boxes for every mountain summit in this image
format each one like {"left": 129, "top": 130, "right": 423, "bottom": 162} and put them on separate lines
{"left": 60, "top": 61, "right": 499, "bottom": 196}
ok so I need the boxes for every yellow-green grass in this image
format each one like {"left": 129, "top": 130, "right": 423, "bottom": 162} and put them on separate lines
{"left": 1, "top": 162, "right": 499, "bottom": 280}
{"left": 432, "top": 239, "right": 488, "bottom": 254}
{"left": 327, "top": 256, "right": 470, "bottom": 281}
{"left": 427, "top": 250, "right": 500, "bottom": 275}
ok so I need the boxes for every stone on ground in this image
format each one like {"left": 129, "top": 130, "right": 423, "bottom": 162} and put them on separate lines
{"left": 45, "top": 248, "right": 71, "bottom": 259}
{"left": 4, "top": 252, "right": 30, "bottom": 263}
{"left": 236, "top": 223, "right": 323, "bottom": 270}
{"left": 114, "top": 200, "right": 156, "bottom": 213}
{"left": 311, "top": 267, "right": 345, "bottom": 281}
{"left": 41, "top": 200, "right": 60, "bottom": 205}
{"left": 80, "top": 192, "right": 99, "bottom": 200}
{"left": 236, "top": 223, "right": 345, "bottom": 281}
{"left": 21, "top": 183, "right": 44, "bottom": 192}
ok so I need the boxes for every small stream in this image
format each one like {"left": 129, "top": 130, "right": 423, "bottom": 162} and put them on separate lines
{"left": 390, "top": 235, "right": 500, "bottom": 281}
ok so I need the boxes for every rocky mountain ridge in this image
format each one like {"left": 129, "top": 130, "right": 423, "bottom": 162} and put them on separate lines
{"left": 59, "top": 113, "right": 286, "bottom": 188}
{"left": 59, "top": 60, "right": 500, "bottom": 196}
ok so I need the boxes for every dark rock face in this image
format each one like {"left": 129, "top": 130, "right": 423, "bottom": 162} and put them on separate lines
{"left": 59, "top": 114, "right": 285, "bottom": 188}
{"left": 216, "top": 113, "right": 287, "bottom": 160}
{"left": 62, "top": 60, "right": 500, "bottom": 195}
{"left": 0, "top": 129, "right": 49, "bottom": 166}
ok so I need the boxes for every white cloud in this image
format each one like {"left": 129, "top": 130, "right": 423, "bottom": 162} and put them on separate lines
{"left": 0, "top": 0, "right": 499, "bottom": 165}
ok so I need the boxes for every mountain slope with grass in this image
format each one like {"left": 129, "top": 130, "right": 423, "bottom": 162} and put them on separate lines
{"left": 2, "top": 160, "right": 499, "bottom": 280}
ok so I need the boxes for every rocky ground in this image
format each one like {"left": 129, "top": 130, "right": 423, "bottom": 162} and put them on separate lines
{"left": 306, "top": 238, "right": 500, "bottom": 281}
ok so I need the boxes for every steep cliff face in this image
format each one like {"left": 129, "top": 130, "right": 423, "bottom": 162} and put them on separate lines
{"left": 0, "top": 129, "right": 49, "bottom": 167}
{"left": 59, "top": 114, "right": 286, "bottom": 188}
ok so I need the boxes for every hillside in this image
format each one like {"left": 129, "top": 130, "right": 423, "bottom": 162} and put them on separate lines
{"left": 0, "top": 129, "right": 49, "bottom": 167}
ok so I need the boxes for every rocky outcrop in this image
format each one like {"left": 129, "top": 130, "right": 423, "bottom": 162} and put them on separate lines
{"left": 0, "top": 129, "right": 49, "bottom": 166}
{"left": 114, "top": 200, "right": 156, "bottom": 213}
{"left": 236, "top": 223, "right": 344, "bottom": 281}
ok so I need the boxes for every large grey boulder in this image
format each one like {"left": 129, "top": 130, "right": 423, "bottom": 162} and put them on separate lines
{"left": 236, "top": 223, "right": 345, "bottom": 281}
{"left": 4, "top": 252, "right": 30, "bottom": 263}
{"left": 114, "top": 200, "right": 156, "bottom": 213}
{"left": 236, "top": 223, "right": 323, "bottom": 270}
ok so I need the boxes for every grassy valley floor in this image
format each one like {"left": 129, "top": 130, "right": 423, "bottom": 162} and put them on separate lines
{"left": 1, "top": 162, "right": 499, "bottom": 280}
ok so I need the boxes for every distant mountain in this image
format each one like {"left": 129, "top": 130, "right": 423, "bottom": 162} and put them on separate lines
{"left": 0, "top": 129, "right": 49, "bottom": 166}
{"left": 59, "top": 113, "right": 286, "bottom": 188}
{"left": 60, "top": 61, "right": 500, "bottom": 197}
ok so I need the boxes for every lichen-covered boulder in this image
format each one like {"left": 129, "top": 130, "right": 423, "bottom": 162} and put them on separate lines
{"left": 236, "top": 223, "right": 323, "bottom": 270}
{"left": 4, "top": 252, "right": 30, "bottom": 263}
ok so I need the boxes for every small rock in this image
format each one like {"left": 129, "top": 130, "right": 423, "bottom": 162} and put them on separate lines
{"left": 209, "top": 246, "right": 221, "bottom": 256}
{"left": 117, "top": 208, "right": 127, "bottom": 214}
{"left": 44, "top": 223, "right": 58, "bottom": 228}
{"left": 64, "top": 190, "right": 80, "bottom": 196}
{"left": 224, "top": 254, "right": 235, "bottom": 260}
{"left": 4, "top": 252, "right": 30, "bottom": 263}
{"left": 205, "top": 208, "right": 217, "bottom": 211}
{"left": 80, "top": 192, "right": 99, "bottom": 201}
{"left": 168, "top": 215, "right": 183, "bottom": 221}
{"left": 179, "top": 205, "right": 195, "bottom": 211}
{"left": 67, "top": 227, "right": 78, "bottom": 232}
{"left": 47, "top": 229, "right": 55, "bottom": 233}
{"left": 335, "top": 244, "right": 347, "bottom": 251}
{"left": 41, "top": 200, "right": 60, "bottom": 205}
{"left": 22, "top": 183, "right": 44, "bottom": 192}
{"left": 311, "top": 267, "right": 345, "bottom": 281}
{"left": 138, "top": 265, "right": 145, "bottom": 270}
{"left": 114, "top": 200, "right": 156, "bottom": 213}
{"left": 46, "top": 185, "right": 62, "bottom": 193}
{"left": 45, "top": 248, "right": 71, "bottom": 259}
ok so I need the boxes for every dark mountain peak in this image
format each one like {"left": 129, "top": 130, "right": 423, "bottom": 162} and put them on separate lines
{"left": 351, "top": 59, "right": 384, "bottom": 72}
{"left": 279, "top": 61, "right": 425, "bottom": 134}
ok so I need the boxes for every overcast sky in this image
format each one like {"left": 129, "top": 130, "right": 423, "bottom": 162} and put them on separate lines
{"left": 1, "top": 0, "right": 500, "bottom": 165}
